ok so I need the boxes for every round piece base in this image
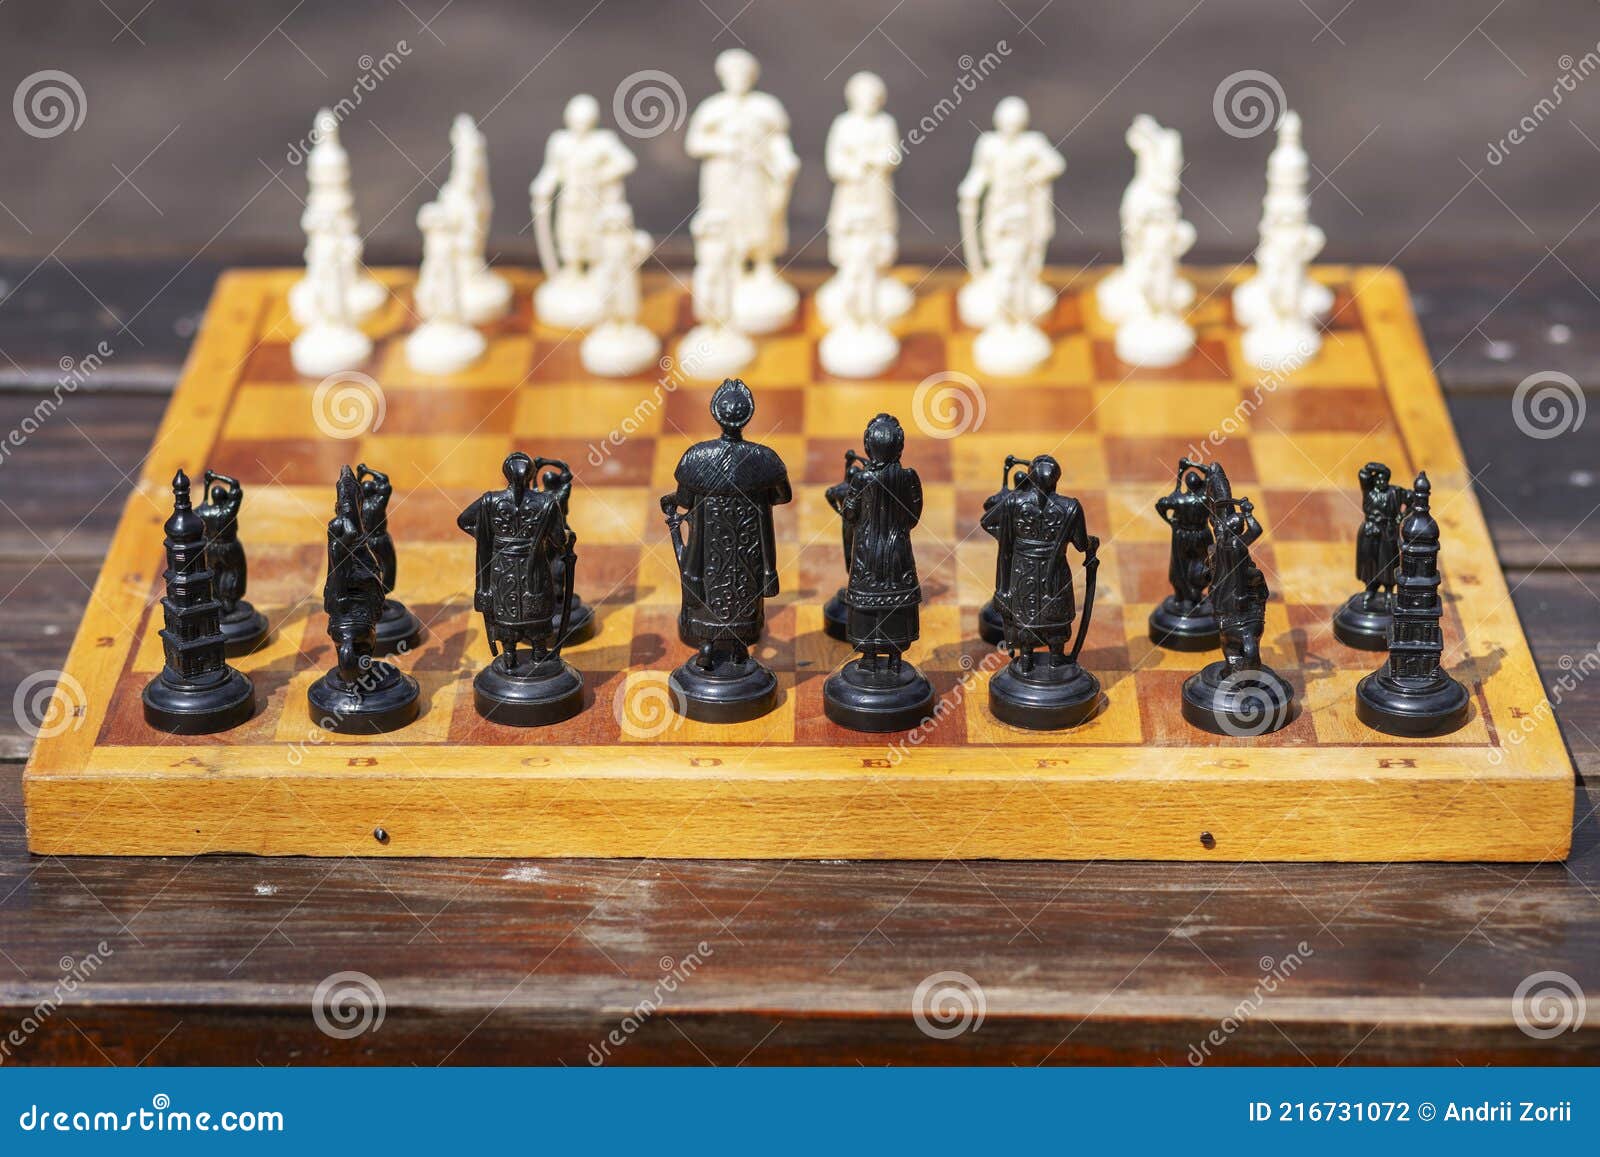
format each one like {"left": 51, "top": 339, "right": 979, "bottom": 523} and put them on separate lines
{"left": 1331, "top": 592, "right": 1391, "bottom": 651}
{"left": 405, "top": 321, "right": 486, "bottom": 375}
{"left": 957, "top": 275, "right": 1053, "bottom": 328}
{"left": 1148, "top": 597, "right": 1219, "bottom": 651}
{"left": 474, "top": 655, "right": 584, "bottom": 727}
{"left": 669, "top": 657, "right": 779, "bottom": 724}
{"left": 1355, "top": 669, "right": 1470, "bottom": 737}
{"left": 678, "top": 326, "right": 755, "bottom": 380}
{"left": 1241, "top": 320, "right": 1320, "bottom": 373}
{"left": 989, "top": 660, "right": 1102, "bottom": 731}
{"left": 1114, "top": 315, "right": 1195, "bottom": 368}
{"left": 974, "top": 322, "right": 1051, "bottom": 377}
{"left": 978, "top": 599, "right": 1005, "bottom": 646}
{"left": 581, "top": 323, "right": 661, "bottom": 378}
{"left": 823, "top": 590, "right": 851, "bottom": 642}
{"left": 142, "top": 668, "right": 255, "bottom": 735}
{"left": 819, "top": 325, "right": 899, "bottom": 378}
{"left": 221, "top": 603, "right": 271, "bottom": 657}
{"left": 461, "top": 272, "right": 512, "bottom": 325}
{"left": 535, "top": 274, "right": 603, "bottom": 330}
{"left": 1181, "top": 661, "right": 1295, "bottom": 736}
{"left": 732, "top": 272, "right": 799, "bottom": 334}
{"left": 290, "top": 325, "right": 372, "bottom": 378}
{"left": 374, "top": 600, "right": 423, "bottom": 656}
{"left": 307, "top": 663, "right": 420, "bottom": 735}
{"left": 823, "top": 659, "right": 936, "bottom": 733}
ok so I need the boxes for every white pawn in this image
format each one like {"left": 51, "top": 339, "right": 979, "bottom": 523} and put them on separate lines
{"left": 816, "top": 71, "right": 913, "bottom": 327}
{"left": 973, "top": 208, "right": 1051, "bottom": 377}
{"left": 819, "top": 209, "right": 900, "bottom": 378}
{"left": 580, "top": 204, "right": 660, "bottom": 378}
{"left": 1242, "top": 218, "right": 1325, "bottom": 371}
{"left": 532, "top": 94, "right": 638, "bottom": 330}
{"left": 679, "top": 209, "right": 754, "bottom": 381}
{"left": 443, "top": 114, "right": 511, "bottom": 324}
{"left": 1097, "top": 117, "right": 1192, "bottom": 323}
{"left": 1234, "top": 111, "right": 1333, "bottom": 326}
{"left": 291, "top": 208, "right": 373, "bottom": 377}
{"left": 289, "top": 110, "right": 386, "bottom": 324}
{"left": 405, "top": 199, "right": 486, "bottom": 375}
{"left": 1114, "top": 200, "right": 1197, "bottom": 368}
{"left": 957, "top": 97, "right": 1064, "bottom": 328}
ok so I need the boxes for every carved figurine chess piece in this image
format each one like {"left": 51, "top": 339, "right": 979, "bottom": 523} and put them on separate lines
{"left": 981, "top": 453, "right": 1102, "bottom": 730}
{"left": 537, "top": 460, "right": 596, "bottom": 645}
{"left": 579, "top": 203, "right": 659, "bottom": 378}
{"left": 1149, "top": 459, "right": 1219, "bottom": 650}
{"left": 822, "top": 447, "right": 866, "bottom": 642}
{"left": 818, "top": 207, "right": 900, "bottom": 378}
{"left": 1332, "top": 462, "right": 1413, "bottom": 650}
{"left": 407, "top": 196, "right": 486, "bottom": 375}
{"left": 442, "top": 113, "right": 512, "bottom": 324}
{"left": 197, "top": 469, "right": 269, "bottom": 655}
{"left": 823, "top": 413, "right": 936, "bottom": 732}
{"left": 288, "top": 108, "right": 386, "bottom": 325}
{"left": 681, "top": 208, "right": 755, "bottom": 380}
{"left": 456, "top": 452, "right": 585, "bottom": 726}
{"left": 972, "top": 206, "right": 1052, "bottom": 377}
{"left": 355, "top": 464, "right": 423, "bottom": 654}
{"left": 660, "top": 379, "right": 792, "bottom": 722}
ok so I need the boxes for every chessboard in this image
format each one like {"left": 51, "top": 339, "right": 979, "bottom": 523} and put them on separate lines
{"left": 22, "top": 265, "right": 1575, "bottom": 860}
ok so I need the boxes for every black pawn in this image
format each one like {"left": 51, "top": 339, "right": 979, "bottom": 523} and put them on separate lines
{"left": 197, "top": 469, "right": 270, "bottom": 656}
{"left": 142, "top": 470, "right": 255, "bottom": 734}
{"left": 1356, "top": 474, "right": 1470, "bottom": 736}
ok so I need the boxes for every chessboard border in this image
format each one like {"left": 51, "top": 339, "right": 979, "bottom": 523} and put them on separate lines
{"left": 21, "top": 265, "right": 1576, "bottom": 861}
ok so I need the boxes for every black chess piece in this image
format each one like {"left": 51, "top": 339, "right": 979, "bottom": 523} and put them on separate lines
{"left": 821, "top": 448, "right": 865, "bottom": 643}
{"left": 1332, "top": 462, "right": 1413, "bottom": 650}
{"left": 981, "top": 454, "right": 1103, "bottom": 730}
{"left": 978, "top": 457, "right": 1031, "bottom": 646}
{"left": 1149, "top": 459, "right": 1219, "bottom": 650}
{"left": 539, "top": 463, "right": 597, "bottom": 646}
{"left": 823, "top": 413, "right": 936, "bottom": 732}
{"left": 1356, "top": 473, "right": 1470, "bottom": 736}
{"left": 307, "top": 467, "right": 420, "bottom": 734}
{"left": 142, "top": 471, "right": 257, "bottom": 734}
{"left": 660, "top": 379, "right": 792, "bottom": 723}
{"left": 197, "top": 469, "right": 270, "bottom": 656}
{"left": 1180, "top": 463, "right": 1295, "bottom": 736}
{"left": 458, "top": 453, "right": 585, "bottom": 726}
{"left": 355, "top": 464, "right": 423, "bottom": 655}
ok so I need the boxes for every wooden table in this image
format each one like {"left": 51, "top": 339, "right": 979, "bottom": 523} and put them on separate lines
{"left": 0, "top": 258, "right": 1594, "bottom": 1065}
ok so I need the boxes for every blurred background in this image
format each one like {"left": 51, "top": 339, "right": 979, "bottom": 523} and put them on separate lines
{"left": 2, "top": 0, "right": 1599, "bottom": 266}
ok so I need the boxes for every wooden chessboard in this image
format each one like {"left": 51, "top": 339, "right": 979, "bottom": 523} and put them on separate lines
{"left": 22, "top": 265, "right": 1575, "bottom": 860}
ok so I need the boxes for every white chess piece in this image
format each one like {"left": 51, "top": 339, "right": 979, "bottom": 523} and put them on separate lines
{"left": 957, "top": 97, "right": 1064, "bottom": 328}
{"left": 686, "top": 49, "right": 801, "bottom": 334}
{"left": 819, "top": 208, "right": 900, "bottom": 378}
{"left": 816, "top": 71, "right": 913, "bottom": 326}
{"left": 973, "top": 209, "right": 1052, "bottom": 377}
{"left": 289, "top": 109, "right": 386, "bottom": 324}
{"left": 679, "top": 209, "right": 755, "bottom": 380}
{"left": 1242, "top": 215, "right": 1325, "bottom": 371}
{"left": 441, "top": 114, "right": 511, "bottom": 324}
{"left": 531, "top": 94, "right": 638, "bottom": 330}
{"left": 1097, "top": 117, "right": 1193, "bottom": 323}
{"left": 405, "top": 198, "right": 486, "bottom": 375}
{"left": 1114, "top": 199, "right": 1197, "bottom": 368}
{"left": 580, "top": 204, "right": 660, "bottom": 377}
{"left": 291, "top": 207, "right": 373, "bottom": 377}
{"left": 1234, "top": 111, "right": 1333, "bottom": 326}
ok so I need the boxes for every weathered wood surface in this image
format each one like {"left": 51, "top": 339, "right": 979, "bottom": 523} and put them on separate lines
{"left": 0, "top": 260, "right": 1594, "bottom": 1064}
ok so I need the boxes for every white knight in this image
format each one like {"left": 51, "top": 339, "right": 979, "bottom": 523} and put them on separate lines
{"left": 957, "top": 97, "right": 1064, "bottom": 328}
{"left": 531, "top": 94, "right": 638, "bottom": 330}
{"left": 685, "top": 49, "right": 801, "bottom": 334}
{"left": 816, "top": 71, "right": 912, "bottom": 326}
